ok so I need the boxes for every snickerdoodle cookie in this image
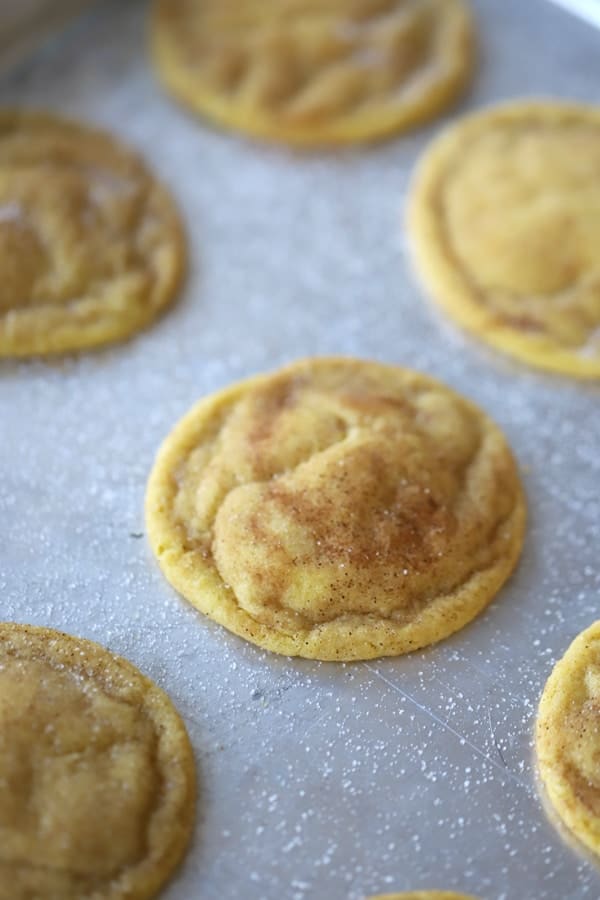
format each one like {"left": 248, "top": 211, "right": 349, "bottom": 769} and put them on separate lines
{"left": 146, "top": 357, "right": 525, "bottom": 660}
{"left": 537, "top": 620, "right": 600, "bottom": 858}
{"left": 0, "top": 110, "right": 184, "bottom": 356}
{"left": 150, "top": 0, "right": 474, "bottom": 146}
{"left": 0, "top": 622, "right": 195, "bottom": 900}
{"left": 408, "top": 101, "right": 600, "bottom": 377}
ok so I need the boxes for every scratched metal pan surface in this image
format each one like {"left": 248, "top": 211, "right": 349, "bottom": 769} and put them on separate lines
{"left": 0, "top": 1, "right": 599, "bottom": 898}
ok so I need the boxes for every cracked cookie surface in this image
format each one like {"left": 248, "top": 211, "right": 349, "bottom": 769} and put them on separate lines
{"left": 146, "top": 357, "right": 525, "bottom": 660}
{"left": 408, "top": 101, "right": 600, "bottom": 378}
{"left": 0, "top": 111, "right": 185, "bottom": 357}
{"left": 536, "top": 620, "right": 600, "bottom": 858}
{"left": 0, "top": 623, "right": 196, "bottom": 900}
{"left": 150, "top": 0, "right": 474, "bottom": 146}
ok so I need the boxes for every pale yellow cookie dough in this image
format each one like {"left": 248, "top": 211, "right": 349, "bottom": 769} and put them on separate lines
{"left": 150, "top": 0, "right": 474, "bottom": 146}
{"left": 536, "top": 620, "right": 600, "bottom": 858}
{"left": 0, "top": 110, "right": 185, "bottom": 357}
{"left": 0, "top": 622, "right": 196, "bottom": 900}
{"left": 146, "top": 357, "right": 525, "bottom": 660}
{"left": 408, "top": 101, "right": 600, "bottom": 378}
{"left": 368, "top": 892, "right": 479, "bottom": 899}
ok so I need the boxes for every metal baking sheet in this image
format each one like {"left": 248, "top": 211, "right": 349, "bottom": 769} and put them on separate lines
{"left": 1, "top": 1, "right": 599, "bottom": 898}
{"left": 0, "top": 0, "right": 96, "bottom": 75}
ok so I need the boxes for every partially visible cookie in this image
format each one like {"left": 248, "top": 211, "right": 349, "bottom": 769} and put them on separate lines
{"left": 408, "top": 101, "right": 600, "bottom": 378}
{"left": 369, "top": 893, "right": 479, "bottom": 899}
{"left": 150, "top": 0, "right": 474, "bottom": 146}
{"left": 536, "top": 620, "right": 600, "bottom": 858}
{"left": 0, "top": 110, "right": 185, "bottom": 357}
{"left": 146, "top": 357, "right": 525, "bottom": 661}
{"left": 0, "top": 623, "right": 196, "bottom": 900}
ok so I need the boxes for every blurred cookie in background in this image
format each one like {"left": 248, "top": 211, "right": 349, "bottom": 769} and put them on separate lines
{"left": 0, "top": 110, "right": 185, "bottom": 357}
{"left": 408, "top": 100, "right": 600, "bottom": 378}
{"left": 150, "top": 0, "right": 475, "bottom": 146}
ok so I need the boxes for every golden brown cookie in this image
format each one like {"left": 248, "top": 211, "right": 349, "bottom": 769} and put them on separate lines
{"left": 536, "top": 620, "right": 600, "bottom": 858}
{"left": 408, "top": 101, "right": 600, "bottom": 378}
{"left": 150, "top": 0, "right": 474, "bottom": 146}
{"left": 146, "top": 357, "right": 525, "bottom": 660}
{"left": 0, "top": 622, "right": 196, "bottom": 900}
{"left": 0, "top": 110, "right": 185, "bottom": 357}
{"left": 368, "top": 892, "right": 479, "bottom": 899}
